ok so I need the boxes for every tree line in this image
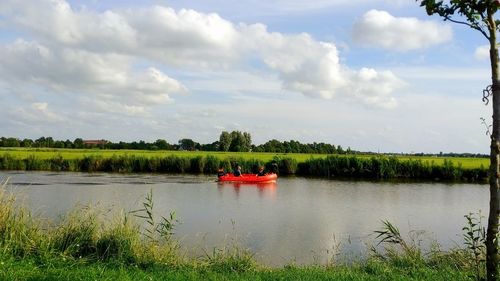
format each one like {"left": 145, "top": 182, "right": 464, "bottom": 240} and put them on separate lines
{"left": 0, "top": 131, "right": 351, "bottom": 154}
{"left": 0, "top": 134, "right": 489, "bottom": 157}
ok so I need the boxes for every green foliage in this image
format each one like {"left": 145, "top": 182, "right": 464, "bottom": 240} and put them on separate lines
{"left": 419, "top": 0, "right": 498, "bottom": 38}
{"left": 463, "top": 212, "right": 487, "bottom": 281}
{"left": 95, "top": 215, "right": 139, "bottom": 262}
{"left": 373, "top": 220, "right": 422, "bottom": 261}
{"left": 178, "top": 138, "right": 198, "bottom": 151}
{"left": 190, "top": 156, "right": 205, "bottom": 174}
{"left": 53, "top": 207, "right": 99, "bottom": 258}
{"left": 204, "top": 246, "right": 258, "bottom": 273}
{"left": 228, "top": 131, "right": 252, "bottom": 152}
{"left": 129, "top": 189, "right": 178, "bottom": 244}
{"left": 218, "top": 131, "right": 232, "bottom": 152}
{"left": 297, "top": 155, "right": 486, "bottom": 181}
{"left": 203, "top": 155, "right": 220, "bottom": 173}
{"left": 0, "top": 179, "right": 43, "bottom": 258}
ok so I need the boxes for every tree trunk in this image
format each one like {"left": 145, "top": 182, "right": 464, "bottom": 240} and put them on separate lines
{"left": 486, "top": 10, "right": 500, "bottom": 281}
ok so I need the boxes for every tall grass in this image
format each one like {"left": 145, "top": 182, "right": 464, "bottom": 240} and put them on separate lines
{"left": 0, "top": 182, "right": 179, "bottom": 266}
{"left": 371, "top": 216, "right": 499, "bottom": 281}
{"left": 0, "top": 152, "right": 489, "bottom": 182}
{"left": 297, "top": 155, "right": 487, "bottom": 182}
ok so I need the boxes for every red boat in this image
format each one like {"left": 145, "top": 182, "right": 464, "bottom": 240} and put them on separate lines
{"left": 218, "top": 173, "right": 277, "bottom": 183}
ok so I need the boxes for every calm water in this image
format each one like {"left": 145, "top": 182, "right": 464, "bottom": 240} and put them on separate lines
{"left": 0, "top": 171, "right": 489, "bottom": 266}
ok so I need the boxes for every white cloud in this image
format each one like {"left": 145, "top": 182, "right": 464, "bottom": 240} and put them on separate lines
{"left": 352, "top": 10, "right": 452, "bottom": 51}
{"left": 0, "top": 1, "right": 402, "bottom": 109}
{"left": 8, "top": 102, "right": 64, "bottom": 125}
{"left": 474, "top": 45, "right": 489, "bottom": 60}
{"left": 240, "top": 24, "right": 402, "bottom": 107}
{"left": 348, "top": 68, "right": 402, "bottom": 109}
{"left": 2, "top": 1, "right": 240, "bottom": 68}
{"left": 0, "top": 39, "right": 187, "bottom": 108}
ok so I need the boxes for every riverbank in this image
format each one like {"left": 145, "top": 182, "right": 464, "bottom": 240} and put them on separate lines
{"left": 0, "top": 148, "right": 489, "bottom": 182}
{"left": 0, "top": 182, "right": 483, "bottom": 281}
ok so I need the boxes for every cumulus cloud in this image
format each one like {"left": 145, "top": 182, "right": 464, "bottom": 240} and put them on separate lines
{"left": 240, "top": 24, "right": 402, "bottom": 107}
{"left": 352, "top": 10, "right": 452, "bottom": 51}
{"left": 0, "top": 39, "right": 186, "bottom": 108}
{"left": 8, "top": 102, "right": 64, "bottom": 125}
{"left": 0, "top": 0, "right": 402, "bottom": 109}
{"left": 348, "top": 68, "right": 402, "bottom": 108}
{"left": 474, "top": 45, "right": 489, "bottom": 60}
{"left": 2, "top": 1, "right": 240, "bottom": 68}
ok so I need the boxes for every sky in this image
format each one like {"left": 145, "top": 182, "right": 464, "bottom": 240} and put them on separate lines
{"left": 0, "top": 0, "right": 494, "bottom": 153}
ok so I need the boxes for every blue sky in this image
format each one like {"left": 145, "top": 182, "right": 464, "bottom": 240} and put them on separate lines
{"left": 0, "top": 0, "right": 493, "bottom": 153}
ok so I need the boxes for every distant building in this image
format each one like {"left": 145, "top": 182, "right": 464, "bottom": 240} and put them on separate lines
{"left": 83, "top": 140, "right": 108, "bottom": 146}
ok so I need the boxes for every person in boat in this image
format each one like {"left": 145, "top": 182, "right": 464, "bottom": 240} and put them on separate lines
{"left": 256, "top": 166, "right": 266, "bottom": 176}
{"left": 233, "top": 165, "right": 242, "bottom": 177}
{"left": 217, "top": 167, "right": 226, "bottom": 178}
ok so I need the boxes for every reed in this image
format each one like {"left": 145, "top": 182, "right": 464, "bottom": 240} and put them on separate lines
{"left": 297, "top": 155, "right": 487, "bottom": 181}
{"left": 0, "top": 178, "right": 45, "bottom": 258}
{"left": 0, "top": 153, "right": 488, "bottom": 182}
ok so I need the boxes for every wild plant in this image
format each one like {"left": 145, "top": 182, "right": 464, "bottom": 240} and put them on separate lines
{"left": 462, "top": 211, "right": 486, "bottom": 281}
{"left": 203, "top": 155, "right": 220, "bottom": 174}
{"left": 0, "top": 178, "right": 44, "bottom": 258}
{"left": 52, "top": 205, "right": 99, "bottom": 258}
{"left": 126, "top": 189, "right": 181, "bottom": 265}
{"left": 372, "top": 220, "right": 423, "bottom": 264}
{"left": 203, "top": 244, "right": 257, "bottom": 273}
{"left": 190, "top": 156, "right": 205, "bottom": 174}
{"left": 129, "top": 189, "right": 178, "bottom": 244}
{"left": 95, "top": 212, "right": 139, "bottom": 262}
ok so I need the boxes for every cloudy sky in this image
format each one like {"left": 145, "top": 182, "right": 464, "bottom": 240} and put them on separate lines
{"left": 0, "top": 0, "right": 493, "bottom": 153}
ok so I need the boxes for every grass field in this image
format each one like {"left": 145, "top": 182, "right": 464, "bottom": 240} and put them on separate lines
{"left": 0, "top": 147, "right": 490, "bottom": 169}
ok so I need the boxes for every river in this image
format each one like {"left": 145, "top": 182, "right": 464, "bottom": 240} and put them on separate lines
{"left": 0, "top": 171, "right": 489, "bottom": 266}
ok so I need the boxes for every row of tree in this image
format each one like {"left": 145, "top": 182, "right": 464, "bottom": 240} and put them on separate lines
{"left": 0, "top": 132, "right": 349, "bottom": 154}
{"left": 0, "top": 134, "right": 489, "bottom": 157}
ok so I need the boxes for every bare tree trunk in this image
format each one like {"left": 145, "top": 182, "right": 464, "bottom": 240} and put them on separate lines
{"left": 486, "top": 10, "right": 500, "bottom": 281}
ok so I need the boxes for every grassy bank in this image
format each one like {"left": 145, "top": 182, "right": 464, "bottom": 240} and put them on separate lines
{"left": 0, "top": 182, "right": 485, "bottom": 280}
{"left": 0, "top": 257, "right": 476, "bottom": 281}
{"left": 0, "top": 148, "right": 489, "bottom": 182}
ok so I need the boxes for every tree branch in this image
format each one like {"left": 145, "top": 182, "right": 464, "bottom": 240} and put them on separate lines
{"left": 445, "top": 15, "right": 490, "bottom": 39}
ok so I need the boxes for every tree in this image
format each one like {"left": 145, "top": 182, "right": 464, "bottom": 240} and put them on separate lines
{"left": 418, "top": 1, "right": 499, "bottom": 279}
{"left": 63, "top": 139, "right": 72, "bottom": 148}
{"left": 154, "top": 139, "right": 170, "bottom": 150}
{"left": 3, "top": 137, "right": 20, "bottom": 147}
{"left": 178, "top": 138, "right": 197, "bottom": 151}
{"left": 219, "top": 131, "right": 232, "bottom": 151}
{"left": 229, "top": 131, "right": 252, "bottom": 152}
{"left": 73, "top": 138, "right": 83, "bottom": 149}
{"left": 53, "top": 140, "right": 65, "bottom": 148}
{"left": 34, "top": 137, "right": 46, "bottom": 147}
{"left": 21, "top": 138, "right": 34, "bottom": 147}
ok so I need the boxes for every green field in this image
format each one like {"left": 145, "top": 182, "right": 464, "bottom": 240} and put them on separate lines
{"left": 0, "top": 147, "right": 490, "bottom": 169}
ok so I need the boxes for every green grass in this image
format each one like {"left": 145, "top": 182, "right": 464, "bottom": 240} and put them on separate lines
{"left": 0, "top": 147, "right": 489, "bottom": 169}
{"left": 0, "top": 257, "right": 475, "bottom": 281}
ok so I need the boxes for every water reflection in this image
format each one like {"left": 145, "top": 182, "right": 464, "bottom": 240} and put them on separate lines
{"left": 217, "top": 182, "right": 277, "bottom": 199}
